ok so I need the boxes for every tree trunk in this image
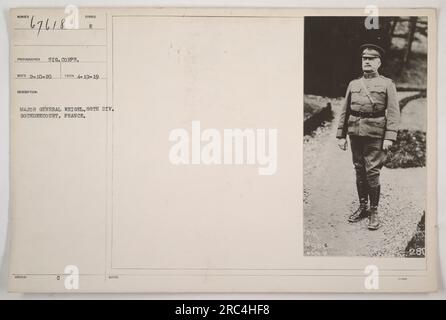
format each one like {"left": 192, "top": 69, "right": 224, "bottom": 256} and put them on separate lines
{"left": 401, "top": 17, "right": 418, "bottom": 73}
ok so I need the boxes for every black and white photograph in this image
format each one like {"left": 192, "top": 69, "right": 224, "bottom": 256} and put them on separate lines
{"left": 303, "top": 16, "right": 428, "bottom": 257}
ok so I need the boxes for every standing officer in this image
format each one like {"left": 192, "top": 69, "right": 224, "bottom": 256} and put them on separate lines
{"left": 336, "top": 43, "right": 400, "bottom": 230}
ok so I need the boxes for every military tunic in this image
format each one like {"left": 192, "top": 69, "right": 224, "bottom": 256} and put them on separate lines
{"left": 336, "top": 72, "right": 400, "bottom": 188}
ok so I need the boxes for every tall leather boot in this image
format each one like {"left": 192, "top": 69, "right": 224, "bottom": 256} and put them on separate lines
{"left": 368, "top": 185, "right": 381, "bottom": 230}
{"left": 348, "top": 180, "right": 369, "bottom": 222}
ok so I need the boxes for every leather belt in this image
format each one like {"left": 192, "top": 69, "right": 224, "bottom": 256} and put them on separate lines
{"left": 350, "top": 110, "right": 385, "bottom": 118}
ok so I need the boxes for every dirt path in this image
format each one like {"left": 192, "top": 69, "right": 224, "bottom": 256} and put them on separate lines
{"left": 303, "top": 96, "right": 426, "bottom": 257}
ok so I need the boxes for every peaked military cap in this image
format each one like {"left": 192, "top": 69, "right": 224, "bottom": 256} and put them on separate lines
{"left": 360, "top": 43, "right": 385, "bottom": 59}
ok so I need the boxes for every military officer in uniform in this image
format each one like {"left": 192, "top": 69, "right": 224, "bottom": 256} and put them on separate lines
{"left": 336, "top": 44, "right": 400, "bottom": 230}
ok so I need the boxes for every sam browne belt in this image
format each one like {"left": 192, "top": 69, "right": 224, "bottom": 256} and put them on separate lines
{"left": 350, "top": 110, "right": 385, "bottom": 118}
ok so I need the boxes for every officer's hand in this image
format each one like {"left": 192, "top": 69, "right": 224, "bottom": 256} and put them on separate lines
{"left": 337, "top": 138, "right": 347, "bottom": 151}
{"left": 383, "top": 139, "right": 393, "bottom": 150}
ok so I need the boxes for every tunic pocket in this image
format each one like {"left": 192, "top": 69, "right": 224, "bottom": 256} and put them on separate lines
{"left": 350, "top": 86, "right": 362, "bottom": 104}
{"left": 361, "top": 116, "right": 386, "bottom": 137}
{"left": 369, "top": 84, "right": 386, "bottom": 105}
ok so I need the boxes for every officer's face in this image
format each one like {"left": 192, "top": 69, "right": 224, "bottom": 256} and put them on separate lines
{"left": 362, "top": 56, "right": 381, "bottom": 73}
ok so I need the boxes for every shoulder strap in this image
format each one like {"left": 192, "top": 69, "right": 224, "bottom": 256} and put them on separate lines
{"left": 360, "top": 77, "right": 376, "bottom": 110}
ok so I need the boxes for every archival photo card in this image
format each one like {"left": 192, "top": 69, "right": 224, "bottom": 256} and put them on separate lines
{"left": 8, "top": 7, "right": 437, "bottom": 293}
